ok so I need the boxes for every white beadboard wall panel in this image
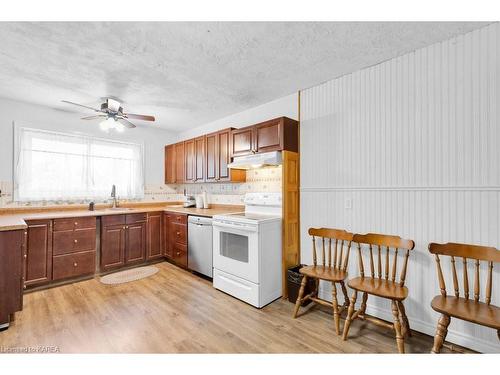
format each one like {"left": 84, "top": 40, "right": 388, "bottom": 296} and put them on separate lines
{"left": 300, "top": 23, "right": 500, "bottom": 353}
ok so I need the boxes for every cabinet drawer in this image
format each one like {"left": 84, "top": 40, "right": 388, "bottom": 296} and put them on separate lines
{"left": 168, "top": 213, "right": 187, "bottom": 225}
{"left": 53, "top": 216, "right": 96, "bottom": 231}
{"left": 170, "top": 222, "right": 187, "bottom": 244}
{"left": 171, "top": 243, "right": 187, "bottom": 267}
{"left": 102, "top": 215, "right": 126, "bottom": 226}
{"left": 52, "top": 251, "right": 96, "bottom": 281}
{"left": 53, "top": 228, "right": 96, "bottom": 256}
{"left": 126, "top": 213, "right": 147, "bottom": 224}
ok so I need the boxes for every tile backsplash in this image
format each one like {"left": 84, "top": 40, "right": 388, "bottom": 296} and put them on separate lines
{"left": 0, "top": 166, "right": 282, "bottom": 208}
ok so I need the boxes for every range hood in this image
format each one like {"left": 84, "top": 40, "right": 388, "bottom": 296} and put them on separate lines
{"left": 227, "top": 151, "right": 282, "bottom": 170}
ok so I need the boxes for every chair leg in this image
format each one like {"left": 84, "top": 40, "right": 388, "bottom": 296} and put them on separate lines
{"left": 359, "top": 292, "right": 368, "bottom": 317}
{"left": 391, "top": 300, "right": 405, "bottom": 354}
{"left": 292, "top": 275, "right": 307, "bottom": 318}
{"left": 397, "top": 301, "right": 411, "bottom": 337}
{"left": 431, "top": 314, "right": 451, "bottom": 354}
{"left": 340, "top": 281, "right": 349, "bottom": 307}
{"left": 342, "top": 290, "right": 358, "bottom": 341}
{"left": 314, "top": 278, "right": 320, "bottom": 297}
{"left": 331, "top": 282, "right": 340, "bottom": 335}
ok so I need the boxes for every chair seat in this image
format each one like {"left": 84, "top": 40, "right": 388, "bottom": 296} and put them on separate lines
{"left": 431, "top": 296, "right": 500, "bottom": 330}
{"left": 299, "top": 265, "right": 347, "bottom": 281}
{"left": 347, "top": 277, "right": 408, "bottom": 300}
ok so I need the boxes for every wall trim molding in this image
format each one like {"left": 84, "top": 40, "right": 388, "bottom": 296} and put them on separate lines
{"left": 301, "top": 186, "right": 500, "bottom": 192}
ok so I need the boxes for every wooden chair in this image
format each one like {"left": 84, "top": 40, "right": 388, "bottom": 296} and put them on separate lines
{"left": 292, "top": 228, "right": 354, "bottom": 335}
{"left": 342, "top": 233, "right": 415, "bottom": 353}
{"left": 428, "top": 242, "right": 500, "bottom": 353}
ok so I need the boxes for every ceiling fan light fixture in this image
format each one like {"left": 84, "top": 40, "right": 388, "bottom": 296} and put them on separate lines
{"left": 99, "top": 117, "right": 117, "bottom": 133}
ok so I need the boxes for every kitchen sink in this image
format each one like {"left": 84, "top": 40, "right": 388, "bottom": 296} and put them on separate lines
{"left": 104, "top": 207, "right": 135, "bottom": 211}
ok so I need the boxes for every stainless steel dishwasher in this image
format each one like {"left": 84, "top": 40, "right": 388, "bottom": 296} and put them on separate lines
{"left": 188, "top": 216, "right": 213, "bottom": 277}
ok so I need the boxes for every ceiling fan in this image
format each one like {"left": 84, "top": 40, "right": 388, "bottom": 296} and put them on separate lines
{"left": 61, "top": 97, "right": 155, "bottom": 132}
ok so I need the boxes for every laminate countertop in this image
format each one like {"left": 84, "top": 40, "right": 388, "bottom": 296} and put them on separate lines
{"left": 0, "top": 203, "right": 244, "bottom": 232}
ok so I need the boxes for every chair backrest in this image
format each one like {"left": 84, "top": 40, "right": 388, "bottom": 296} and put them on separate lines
{"left": 308, "top": 228, "right": 354, "bottom": 271}
{"left": 352, "top": 233, "right": 415, "bottom": 286}
{"left": 428, "top": 242, "right": 500, "bottom": 304}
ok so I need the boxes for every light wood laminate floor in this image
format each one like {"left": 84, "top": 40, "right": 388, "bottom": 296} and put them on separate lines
{"left": 0, "top": 262, "right": 472, "bottom": 353}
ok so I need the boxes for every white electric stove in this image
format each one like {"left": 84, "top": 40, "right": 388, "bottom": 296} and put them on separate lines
{"left": 212, "top": 192, "right": 282, "bottom": 308}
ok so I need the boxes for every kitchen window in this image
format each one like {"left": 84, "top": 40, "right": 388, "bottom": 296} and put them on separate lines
{"left": 14, "top": 127, "right": 144, "bottom": 202}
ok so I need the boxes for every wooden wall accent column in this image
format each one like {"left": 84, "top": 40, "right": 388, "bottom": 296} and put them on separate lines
{"left": 282, "top": 150, "right": 300, "bottom": 298}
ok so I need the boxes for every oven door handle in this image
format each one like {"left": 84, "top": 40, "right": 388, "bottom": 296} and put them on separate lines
{"left": 213, "top": 221, "right": 258, "bottom": 232}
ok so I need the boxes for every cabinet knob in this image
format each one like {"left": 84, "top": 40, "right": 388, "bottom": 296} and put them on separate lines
{"left": 176, "top": 231, "right": 180, "bottom": 236}
{"left": 74, "top": 222, "right": 78, "bottom": 226}
{"left": 176, "top": 252, "right": 181, "bottom": 256}
{"left": 73, "top": 262, "right": 78, "bottom": 267}
{"left": 23, "top": 254, "right": 27, "bottom": 258}
{"left": 74, "top": 239, "right": 78, "bottom": 243}
{"left": 23, "top": 284, "right": 27, "bottom": 290}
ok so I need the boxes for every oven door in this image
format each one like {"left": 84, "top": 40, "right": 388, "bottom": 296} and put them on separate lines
{"left": 213, "top": 220, "right": 259, "bottom": 284}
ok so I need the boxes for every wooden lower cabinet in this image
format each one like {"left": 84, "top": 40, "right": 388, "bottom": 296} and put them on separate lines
{"left": 101, "top": 214, "right": 147, "bottom": 271}
{"left": 100, "top": 223, "right": 126, "bottom": 271}
{"left": 0, "top": 229, "right": 25, "bottom": 327}
{"left": 52, "top": 250, "right": 96, "bottom": 281}
{"left": 24, "top": 219, "right": 53, "bottom": 287}
{"left": 163, "top": 211, "right": 187, "bottom": 267}
{"left": 147, "top": 212, "right": 163, "bottom": 260}
{"left": 125, "top": 222, "right": 146, "bottom": 265}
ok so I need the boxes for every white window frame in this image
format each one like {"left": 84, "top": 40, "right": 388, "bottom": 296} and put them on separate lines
{"left": 13, "top": 125, "right": 145, "bottom": 202}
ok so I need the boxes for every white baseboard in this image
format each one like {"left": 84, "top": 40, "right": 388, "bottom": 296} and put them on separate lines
{"left": 317, "top": 287, "right": 499, "bottom": 353}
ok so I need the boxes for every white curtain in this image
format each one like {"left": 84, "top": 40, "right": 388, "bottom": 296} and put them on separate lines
{"left": 15, "top": 127, "right": 144, "bottom": 202}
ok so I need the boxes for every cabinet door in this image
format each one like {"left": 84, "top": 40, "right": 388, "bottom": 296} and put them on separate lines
{"left": 163, "top": 213, "right": 172, "bottom": 259}
{"left": 255, "top": 119, "right": 283, "bottom": 153}
{"left": 25, "top": 219, "right": 52, "bottom": 287}
{"left": 184, "top": 139, "right": 195, "bottom": 183}
{"left": 164, "top": 144, "right": 176, "bottom": 184}
{"left": 231, "top": 126, "right": 254, "bottom": 157}
{"left": 125, "top": 222, "right": 146, "bottom": 265}
{"left": 205, "top": 132, "right": 218, "bottom": 182}
{"left": 174, "top": 142, "right": 185, "bottom": 183}
{"left": 194, "top": 136, "right": 205, "bottom": 183}
{"left": 147, "top": 212, "right": 163, "bottom": 260}
{"left": 217, "top": 129, "right": 232, "bottom": 181}
{"left": 100, "top": 224, "right": 126, "bottom": 271}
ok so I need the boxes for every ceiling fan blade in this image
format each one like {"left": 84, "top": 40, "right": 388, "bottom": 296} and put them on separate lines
{"left": 124, "top": 113, "right": 155, "bottom": 121}
{"left": 61, "top": 100, "right": 101, "bottom": 112}
{"left": 117, "top": 118, "right": 136, "bottom": 129}
{"left": 81, "top": 115, "right": 107, "bottom": 120}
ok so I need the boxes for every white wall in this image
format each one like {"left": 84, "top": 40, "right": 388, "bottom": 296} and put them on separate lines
{"left": 0, "top": 97, "right": 176, "bottom": 186}
{"left": 177, "top": 93, "right": 298, "bottom": 140}
{"left": 300, "top": 23, "right": 500, "bottom": 353}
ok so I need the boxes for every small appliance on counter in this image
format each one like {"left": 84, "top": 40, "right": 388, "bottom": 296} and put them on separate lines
{"left": 183, "top": 194, "right": 196, "bottom": 208}
{"left": 195, "top": 195, "right": 204, "bottom": 208}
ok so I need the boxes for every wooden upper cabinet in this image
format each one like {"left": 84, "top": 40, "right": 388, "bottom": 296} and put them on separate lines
{"left": 174, "top": 142, "right": 185, "bottom": 183}
{"left": 231, "top": 126, "right": 255, "bottom": 157}
{"left": 217, "top": 129, "right": 232, "bottom": 181}
{"left": 164, "top": 144, "right": 176, "bottom": 184}
{"left": 24, "top": 219, "right": 52, "bottom": 287}
{"left": 184, "top": 139, "right": 195, "bottom": 183}
{"left": 205, "top": 132, "right": 218, "bottom": 182}
{"left": 194, "top": 136, "right": 205, "bottom": 183}
{"left": 231, "top": 117, "right": 299, "bottom": 157}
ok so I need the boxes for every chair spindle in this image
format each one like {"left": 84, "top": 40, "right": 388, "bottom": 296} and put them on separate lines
{"left": 385, "top": 247, "right": 390, "bottom": 280}
{"left": 463, "top": 257, "right": 469, "bottom": 299}
{"left": 322, "top": 238, "right": 326, "bottom": 267}
{"left": 369, "top": 245, "right": 375, "bottom": 277}
{"left": 377, "top": 245, "right": 382, "bottom": 278}
{"left": 343, "top": 241, "right": 351, "bottom": 271}
{"left": 339, "top": 240, "right": 344, "bottom": 269}
{"left": 435, "top": 254, "right": 447, "bottom": 296}
{"left": 357, "top": 243, "right": 365, "bottom": 277}
{"left": 400, "top": 249, "right": 410, "bottom": 286}
{"left": 391, "top": 248, "right": 398, "bottom": 282}
{"left": 328, "top": 239, "right": 332, "bottom": 267}
{"left": 486, "top": 262, "right": 493, "bottom": 305}
{"left": 312, "top": 236, "right": 317, "bottom": 266}
{"left": 333, "top": 239, "right": 338, "bottom": 268}
{"left": 451, "top": 256, "right": 459, "bottom": 297}
{"left": 474, "top": 259, "right": 480, "bottom": 302}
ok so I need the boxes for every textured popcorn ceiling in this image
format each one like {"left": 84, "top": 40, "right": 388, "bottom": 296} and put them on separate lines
{"left": 0, "top": 22, "right": 487, "bottom": 132}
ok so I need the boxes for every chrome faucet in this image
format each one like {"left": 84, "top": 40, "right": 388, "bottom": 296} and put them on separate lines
{"left": 111, "top": 184, "right": 118, "bottom": 208}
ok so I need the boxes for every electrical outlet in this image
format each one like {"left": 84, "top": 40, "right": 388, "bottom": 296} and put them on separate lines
{"left": 344, "top": 197, "right": 352, "bottom": 209}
